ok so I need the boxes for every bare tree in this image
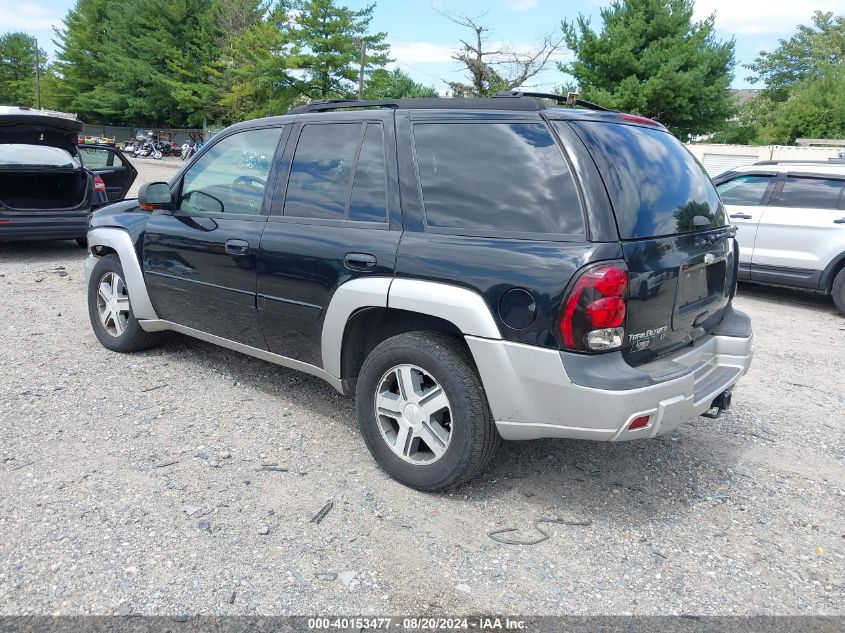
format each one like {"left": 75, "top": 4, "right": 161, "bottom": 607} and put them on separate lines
{"left": 435, "top": 8, "right": 566, "bottom": 97}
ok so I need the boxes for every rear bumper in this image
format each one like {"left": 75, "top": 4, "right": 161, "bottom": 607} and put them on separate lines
{"left": 0, "top": 212, "right": 89, "bottom": 241}
{"left": 467, "top": 308, "right": 754, "bottom": 441}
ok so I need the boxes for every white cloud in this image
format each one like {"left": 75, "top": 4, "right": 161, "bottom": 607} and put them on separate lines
{"left": 692, "top": 0, "right": 841, "bottom": 34}
{"left": 389, "top": 41, "right": 456, "bottom": 64}
{"left": 505, "top": 0, "right": 539, "bottom": 10}
{"left": 0, "top": 3, "right": 61, "bottom": 31}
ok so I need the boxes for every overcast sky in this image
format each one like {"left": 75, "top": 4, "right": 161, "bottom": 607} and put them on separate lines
{"left": 2, "top": 0, "right": 840, "bottom": 93}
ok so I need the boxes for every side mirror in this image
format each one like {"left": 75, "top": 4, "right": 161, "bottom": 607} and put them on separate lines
{"left": 138, "top": 182, "right": 173, "bottom": 212}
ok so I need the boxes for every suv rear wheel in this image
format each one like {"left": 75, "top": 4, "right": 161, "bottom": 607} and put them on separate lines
{"left": 87, "top": 254, "right": 160, "bottom": 352}
{"left": 355, "top": 331, "right": 499, "bottom": 491}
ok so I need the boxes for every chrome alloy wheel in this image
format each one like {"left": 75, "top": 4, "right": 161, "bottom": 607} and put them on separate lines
{"left": 96, "top": 271, "right": 130, "bottom": 337}
{"left": 374, "top": 364, "right": 453, "bottom": 464}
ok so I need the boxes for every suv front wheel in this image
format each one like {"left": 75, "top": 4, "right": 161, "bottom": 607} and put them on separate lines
{"left": 355, "top": 331, "right": 499, "bottom": 491}
{"left": 87, "top": 254, "right": 160, "bottom": 352}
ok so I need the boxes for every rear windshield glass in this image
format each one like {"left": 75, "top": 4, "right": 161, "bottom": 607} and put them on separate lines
{"left": 566, "top": 122, "right": 726, "bottom": 239}
{"left": 0, "top": 144, "right": 78, "bottom": 168}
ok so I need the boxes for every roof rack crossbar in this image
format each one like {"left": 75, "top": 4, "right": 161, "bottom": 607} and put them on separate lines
{"left": 492, "top": 90, "right": 612, "bottom": 112}
{"left": 288, "top": 99, "right": 401, "bottom": 114}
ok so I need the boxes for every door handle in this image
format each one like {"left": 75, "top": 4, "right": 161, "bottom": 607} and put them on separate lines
{"left": 834, "top": 218, "right": 845, "bottom": 224}
{"left": 729, "top": 213, "right": 752, "bottom": 220}
{"left": 344, "top": 252, "right": 377, "bottom": 271}
{"left": 224, "top": 239, "right": 249, "bottom": 255}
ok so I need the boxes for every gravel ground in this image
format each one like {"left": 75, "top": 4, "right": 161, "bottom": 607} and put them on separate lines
{"left": 0, "top": 159, "right": 843, "bottom": 616}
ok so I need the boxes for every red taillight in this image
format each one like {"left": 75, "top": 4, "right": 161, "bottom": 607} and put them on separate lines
{"left": 585, "top": 296, "right": 626, "bottom": 328}
{"left": 93, "top": 175, "right": 106, "bottom": 192}
{"left": 559, "top": 262, "right": 628, "bottom": 352}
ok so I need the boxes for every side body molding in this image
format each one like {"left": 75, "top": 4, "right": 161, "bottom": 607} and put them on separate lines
{"left": 86, "top": 227, "right": 159, "bottom": 320}
{"left": 321, "top": 277, "right": 502, "bottom": 378}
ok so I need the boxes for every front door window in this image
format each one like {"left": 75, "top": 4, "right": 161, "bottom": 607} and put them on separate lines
{"left": 179, "top": 128, "right": 282, "bottom": 215}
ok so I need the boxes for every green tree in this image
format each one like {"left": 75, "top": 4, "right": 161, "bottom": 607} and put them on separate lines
{"left": 757, "top": 65, "right": 845, "bottom": 144}
{"left": 363, "top": 68, "right": 436, "bottom": 99}
{"left": 721, "top": 11, "right": 845, "bottom": 145}
{"left": 561, "top": 0, "right": 735, "bottom": 139}
{"left": 216, "top": 4, "right": 299, "bottom": 121}
{"left": 747, "top": 11, "right": 845, "bottom": 102}
{"left": 51, "top": 0, "right": 114, "bottom": 117}
{"left": 285, "top": 0, "right": 389, "bottom": 100}
{"left": 0, "top": 32, "right": 47, "bottom": 107}
{"left": 54, "top": 0, "right": 223, "bottom": 126}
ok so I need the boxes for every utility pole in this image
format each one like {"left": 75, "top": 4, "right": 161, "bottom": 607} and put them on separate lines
{"left": 357, "top": 39, "right": 366, "bottom": 100}
{"left": 33, "top": 37, "right": 42, "bottom": 109}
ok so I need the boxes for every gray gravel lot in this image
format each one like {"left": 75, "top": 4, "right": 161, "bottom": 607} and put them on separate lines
{"left": 0, "top": 158, "right": 843, "bottom": 616}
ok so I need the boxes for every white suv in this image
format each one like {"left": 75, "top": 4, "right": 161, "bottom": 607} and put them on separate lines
{"left": 714, "top": 161, "right": 845, "bottom": 312}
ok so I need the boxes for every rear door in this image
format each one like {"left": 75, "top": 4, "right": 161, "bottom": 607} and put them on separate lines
{"left": 751, "top": 173, "right": 845, "bottom": 286}
{"left": 77, "top": 145, "right": 137, "bottom": 201}
{"left": 713, "top": 172, "right": 777, "bottom": 274}
{"left": 256, "top": 111, "right": 401, "bottom": 367}
{"left": 566, "top": 120, "right": 736, "bottom": 365}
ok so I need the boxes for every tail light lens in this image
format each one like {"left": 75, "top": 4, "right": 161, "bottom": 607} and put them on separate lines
{"left": 93, "top": 175, "right": 106, "bottom": 193}
{"left": 559, "top": 262, "right": 628, "bottom": 352}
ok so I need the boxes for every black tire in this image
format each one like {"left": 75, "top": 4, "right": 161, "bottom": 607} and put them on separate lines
{"left": 87, "top": 254, "right": 160, "bottom": 352}
{"left": 355, "top": 331, "right": 499, "bottom": 492}
{"left": 76, "top": 237, "right": 87, "bottom": 248}
{"left": 833, "top": 267, "right": 845, "bottom": 314}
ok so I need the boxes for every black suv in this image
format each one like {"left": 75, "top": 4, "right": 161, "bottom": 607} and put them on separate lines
{"left": 84, "top": 94, "right": 754, "bottom": 491}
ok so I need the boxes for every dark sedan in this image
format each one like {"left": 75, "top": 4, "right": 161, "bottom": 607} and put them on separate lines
{"left": 0, "top": 106, "right": 136, "bottom": 246}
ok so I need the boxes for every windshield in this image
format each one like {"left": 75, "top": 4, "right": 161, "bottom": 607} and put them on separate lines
{"left": 0, "top": 144, "right": 79, "bottom": 168}
{"left": 565, "top": 121, "right": 727, "bottom": 239}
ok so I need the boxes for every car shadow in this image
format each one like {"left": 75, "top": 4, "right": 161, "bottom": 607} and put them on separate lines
{"left": 142, "top": 333, "right": 742, "bottom": 525}
{"left": 736, "top": 281, "right": 837, "bottom": 313}
{"left": 0, "top": 239, "right": 87, "bottom": 263}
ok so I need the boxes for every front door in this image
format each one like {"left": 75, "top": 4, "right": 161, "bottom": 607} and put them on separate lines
{"left": 257, "top": 114, "right": 401, "bottom": 368}
{"left": 752, "top": 173, "right": 845, "bottom": 284}
{"left": 714, "top": 172, "right": 777, "bottom": 276}
{"left": 142, "top": 126, "right": 287, "bottom": 348}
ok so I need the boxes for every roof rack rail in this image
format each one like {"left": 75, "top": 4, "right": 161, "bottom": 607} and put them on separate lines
{"left": 492, "top": 90, "right": 612, "bottom": 112}
{"left": 754, "top": 159, "right": 845, "bottom": 165}
{"left": 288, "top": 99, "right": 401, "bottom": 114}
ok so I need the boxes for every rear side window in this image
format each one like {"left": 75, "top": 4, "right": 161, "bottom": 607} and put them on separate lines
{"left": 413, "top": 122, "right": 583, "bottom": 237}
{"left": 716, "top": 175, "right": 773, "bottom": 206}
{"left": 776, "top": 176, "right": 843, "bottom": 210}
{"left": 568, "top": 121, "right": 726, "bottom": 239}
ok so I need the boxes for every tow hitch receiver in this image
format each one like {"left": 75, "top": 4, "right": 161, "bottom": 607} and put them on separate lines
{"left": 701, "top": 390, "right": 732, "bottom": 419}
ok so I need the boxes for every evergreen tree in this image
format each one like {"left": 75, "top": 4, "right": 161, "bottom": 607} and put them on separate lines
{"left": 561, "top": 0, "right": 735, "bottom": 139}
{"left": 285, "top": 0, "right": 389, "bottom": 100}
{"left": 0, "top": 32, "right": 48, "bottom": 107}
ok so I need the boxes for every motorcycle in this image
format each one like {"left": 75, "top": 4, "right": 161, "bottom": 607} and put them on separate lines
{"left": 132, "top": 140, "right": 162, "bottom": 160}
